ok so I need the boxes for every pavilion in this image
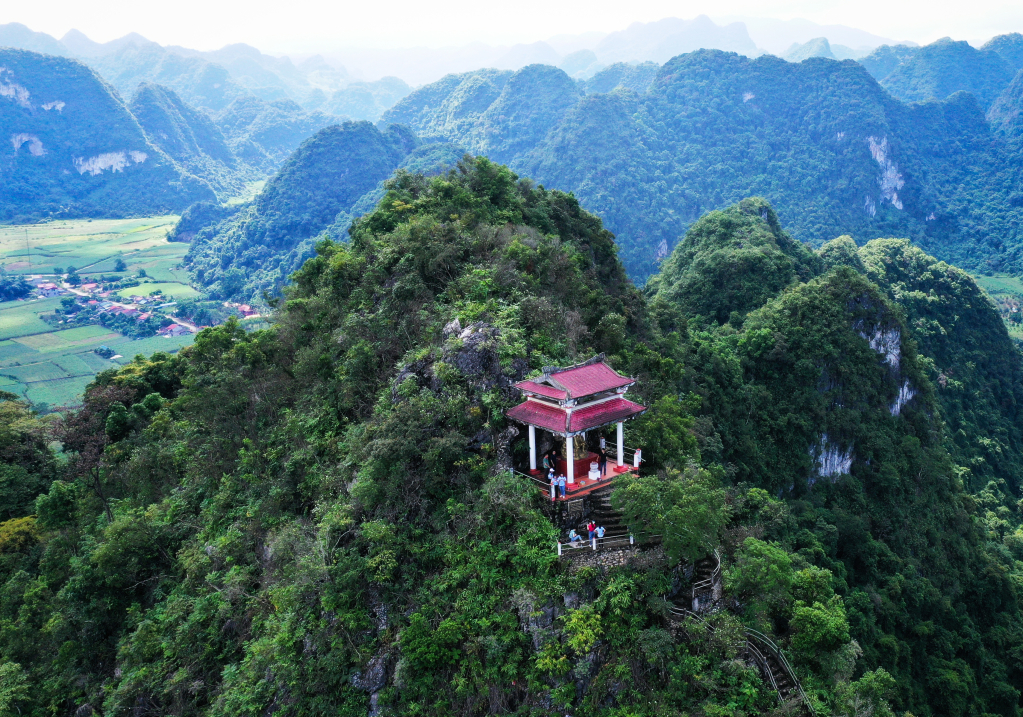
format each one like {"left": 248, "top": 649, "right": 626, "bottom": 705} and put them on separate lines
{"left": 506, "top": 356, "right": 647, "bottom": 492}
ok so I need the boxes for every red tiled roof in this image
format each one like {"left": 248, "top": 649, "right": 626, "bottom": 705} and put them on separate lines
{"left": 568, "top": 397, "right": 647, "bottom": 432}
{"left": 515, "top": 380, "right": 567, "bottom": 400}
{"left": 549, "top": 362, "right": 633, "bottom": 398}
{"left": 506, "top": 396, "right": 647, "bottom": 434}
{"left": 507, "top": 399, "right": 569, "bottom": 433}
{"left": 513, "top": 361, "right": 635, "bottom": 401}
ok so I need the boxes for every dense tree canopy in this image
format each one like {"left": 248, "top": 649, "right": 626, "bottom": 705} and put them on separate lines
{"left": 2, "top": 168, "right": 1023, "bottom": 717}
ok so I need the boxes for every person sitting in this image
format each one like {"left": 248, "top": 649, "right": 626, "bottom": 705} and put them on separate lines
{"left": 568, "top": 529, "right": 582, "bottom": 545}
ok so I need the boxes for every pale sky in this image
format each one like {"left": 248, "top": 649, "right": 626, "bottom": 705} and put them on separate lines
{"left": 6, "top": 0, "right": 1023, "bottom": 53}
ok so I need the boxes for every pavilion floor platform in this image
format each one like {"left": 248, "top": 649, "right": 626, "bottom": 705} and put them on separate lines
{"left": 534, "top": 459, "right": 638, "bottom": 501}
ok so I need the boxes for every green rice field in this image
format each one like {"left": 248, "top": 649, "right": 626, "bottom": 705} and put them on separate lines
{"left": 0, "top": 217, "right": 198, "bottom": 410}
{"left": 971, "top": 272, "right": 1023, "bottom": 343}
{"left": 116, "top": 282, "right": 200, "bottom": 299}
{"left": 0, "top": 216, "right": 191, "bottom": 284}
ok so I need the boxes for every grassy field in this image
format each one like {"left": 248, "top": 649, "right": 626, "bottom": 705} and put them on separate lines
{"left": 116, "top": 282, "right": 200, "bottom": 300}
{"left": 0, "top": 217, "right": 198, "bottom": 410}
{"left": 0, "top": 216, "right": 192, "bottom": 284}
{"left": 0, "top": 297, "right": 62, "bottom": 340}
{"left": 973, "top": 273, "right": 1023, "bottom": 296}
{"left": 0, "top": 302, "right": 196, "bottom": 409}
{"left": 970, "top": 272, "right": 1023, "bottom": 343}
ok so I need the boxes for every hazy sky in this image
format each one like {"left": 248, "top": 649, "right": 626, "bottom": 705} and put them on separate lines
{"left": 7, "top": 0, "right": 1022, "bottom": 52}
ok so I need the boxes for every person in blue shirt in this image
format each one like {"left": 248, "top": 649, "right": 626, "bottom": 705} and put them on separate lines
{"left": 596, "top": 526, "right": 606, "bottom": 542}
{"left": 557, "top": 473, "right": 567, "bottom": 497}
{"left": 568, "top": 529, "right": 581, "bottom": 545}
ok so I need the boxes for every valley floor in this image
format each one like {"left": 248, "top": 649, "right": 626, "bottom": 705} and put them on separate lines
{"left": 0, "top": 217, "right": 197, "bottom": 409}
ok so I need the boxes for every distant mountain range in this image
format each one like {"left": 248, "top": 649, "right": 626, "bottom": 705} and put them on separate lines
{"left": 1, "top": 16, "right": 907, "bottom": 95}
{"left": 0, "top": 23, "right": 411, "bottom": 120}
{"left": 6, "top": 20, "right": 1023, "bottom": 294}
{"left": 374, "top": 33, "right": 1023, "bottom": 281}
{"left": 0, "top": 46, "right": 343, "bottom": 219}
{"left": 0, "top": 48, "right": 213, "bottom": 221}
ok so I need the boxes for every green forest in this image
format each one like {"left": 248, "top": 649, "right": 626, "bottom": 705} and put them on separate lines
{"left": 3, "top": 157, "right": 1023, "bottom": 717}
{"left": 383, "top": 42, "right": 1023, "bottom": 282}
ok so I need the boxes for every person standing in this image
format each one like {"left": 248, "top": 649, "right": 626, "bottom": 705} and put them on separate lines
{"left": 597, "top": 445, "right": 608, "bottom": 476}
{"left": 587, "top": 521, "right": 596, "bottom": 541}
{"left": 558, "top": 473, "right": 567, "bottom": 498}
{"left": 596, "top": 525, "right": 605, "bottom": 543}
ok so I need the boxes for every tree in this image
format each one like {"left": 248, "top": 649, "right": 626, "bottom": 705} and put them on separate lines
{"left": 724, "top": 537, "right": 795, "bottom": 618}
{"left": 836, "top": 668, "right": 897, "bottom": 717}
{"left": 114, "top": 257, "right": 127, "bottom": 272}
{"left": 0, "top": 276, "right": 31, "bottom": 301}
{"left": 624, "top": 394, "right": 700, "bottom": 470}
{"left": 0, "top": 661, "right": 29, "bottom": 716}
{"left": 612, "top": 465, "right": 730, "bottom": 564}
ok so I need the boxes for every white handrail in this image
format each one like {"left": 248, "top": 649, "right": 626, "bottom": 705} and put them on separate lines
{"left": 603, "top": 441, "right": 640, "bottom": 465}
{"left": 692, "top": 549, "right": 722, "bottom": 600}
{"left": 509, "top": 468, "right": 555, "bottom": 500}
{"left": 664, "top": 599, "right": 815, "bottom": 717}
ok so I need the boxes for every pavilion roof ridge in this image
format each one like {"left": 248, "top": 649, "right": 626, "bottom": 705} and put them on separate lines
{"left": 546, "top": 375, "right": 568, "bottom": 392}
{"left": 540, "top": 352, "right": 607, "bottom": 379}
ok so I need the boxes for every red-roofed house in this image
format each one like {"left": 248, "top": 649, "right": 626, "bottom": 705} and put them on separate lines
{"left": 506, "top": 355, "right": 646, "bottom": 488}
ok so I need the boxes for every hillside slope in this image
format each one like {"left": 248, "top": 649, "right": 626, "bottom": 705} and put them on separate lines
{"left": 179, "top": 121, "right": 420, "bottom": 300}
{"left": 212, "top": 95, "right": 337, "bottom": 171}
{"left": 129, "top": 82, "right": 247, "bottom": 196}
{"left": 880, "top": 37, "right": 1014, "bottom": 109}
{"left": 2, "top": 168, "right": 1022, "bottom": 717}
{"left": 383, "top": 50, "right": 1023, "bottom": 282}
{"left": 0, "top": 48, "right": 214, "bottom": 221}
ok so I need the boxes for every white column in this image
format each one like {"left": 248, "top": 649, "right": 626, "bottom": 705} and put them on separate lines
{"left": 616, "top": 422, "right": 624, "bottom": 466}
{"left": 528, "top": 425, "right": 536, "bottom": 471}
{"left": 566, "top": 435, "right": 575, "bottom": 484}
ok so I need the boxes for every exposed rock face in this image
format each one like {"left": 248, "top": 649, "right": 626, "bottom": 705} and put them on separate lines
{"left": 811, "top": 434, "right": 854, "bottom": 483}
{"left": 867, "top": 136, "right": 905, "bottom": 210}
{"left": 0, "top": 47, "right": 214, "bottom": 220}
{"left": 448, "top": 322, "right": 504, "bottom": 381}
{"left": 391, "top": 321, "right": 528, "bottom": 401}
{"left": 351, "top": 652, "right": 390, "bottom": 692}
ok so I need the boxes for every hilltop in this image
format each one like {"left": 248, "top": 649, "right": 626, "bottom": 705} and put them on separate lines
{"left": 175, "top": 122, "right": 464, "bottom": 301}
{"left": 1, "top": 161, "right": 1023, "bottom": 716}
{"left": 0, "top": 49, "right": 214, "bottom": 220}
{"left": 385, "top": 49, "right": 1023, "bottom": 281}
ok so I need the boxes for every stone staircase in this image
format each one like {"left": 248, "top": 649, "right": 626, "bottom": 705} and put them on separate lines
{"left": 665, "top": 554, "right": 815, "bottom": 717}
{"left": 576, "top": 484, "right": 630, "bottom": 543}
{"left": 557, "top": 483, "right": 642, "bottom": 558}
